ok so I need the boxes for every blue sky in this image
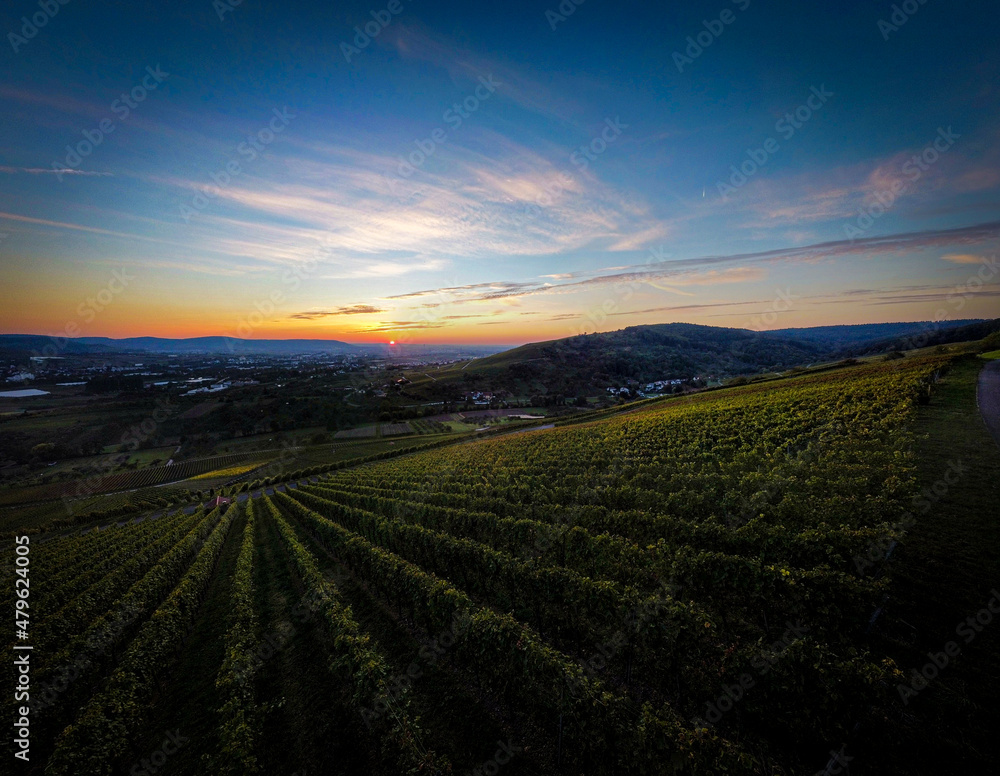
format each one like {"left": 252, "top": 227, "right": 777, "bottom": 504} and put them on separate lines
{"left": 1, "top": 0, "right": 998, "bottom": 344}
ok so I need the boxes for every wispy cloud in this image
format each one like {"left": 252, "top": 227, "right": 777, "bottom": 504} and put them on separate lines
{"left": 727, "top": 129, "right": 1000, "bottom": 229}
{"left": 386, "top": 280, "right": 539, "bottom": 303}
{"left": 151, "top": 140, "right": 666, "bottom": 272}
{"left": 862, "top": 288, "right": 1000, "bottom": 306}
{"left": 355, "top": 320, "right": 448, "bottom": 332}
{"left": 289, "top": 305, "right": 387, "bottom": 319}
{"left": 797, "top": 279, "right": 1000, "bottom": 308}
{"left": 542, "top": 313, "right": 581, "bottom": 321}
{"left": 0, "top": 166, "right": 112, "bottom": 177}
{"left": 941, "top": 253, "right": 989, "bottom": 264}
{"left": 0, "top": 210, "right": 182, "bottom": 247}
{"left": 365, "top": 220, "right": 1000, "bottom": 309}
{"left": 384, "top": 24, "right": 585, "bottom": 128}
{"left": 608, "top": 300, "right": 765, "bottom": 316}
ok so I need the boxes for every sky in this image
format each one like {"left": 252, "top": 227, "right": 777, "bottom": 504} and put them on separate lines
{"left": 1, "top": 0, "right": 998, "bottom": 346}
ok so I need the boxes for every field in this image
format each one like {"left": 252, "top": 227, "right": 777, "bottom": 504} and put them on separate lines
{"left": 3, "top": 353, "right": 999, "bottom": 774}
{"left": 0, "top": 452, "right": 272, "bottom": 507}
{"left": 188, "top": 463, "right": 265, "bottom": 481}
{"left": 0, "top": 435, "right": 465, "bottom": 535}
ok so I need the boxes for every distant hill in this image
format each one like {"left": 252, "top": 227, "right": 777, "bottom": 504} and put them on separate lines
{"left": 0, "top": 335, "right": 510, "bottom": 358}
{"left": 0, "top": 335, "right": 360, "bottom": 356}
{"left": 408, "top": 319, "right": 1000, "bottom": 398}
{"left": 0, "top": 335, "right": 113, "bottom": 355}
{"left": 838, "top": 317, "right": 1000, "bottom": 356}
{"left": 430, "top": 323, "right": 826, "bottom": 396}
{"left": 766, "top": 320, "right": 985, "bottom": 350}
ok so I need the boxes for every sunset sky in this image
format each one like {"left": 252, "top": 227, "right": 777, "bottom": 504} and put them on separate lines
{"left": 1, "top": 0, "right": 998, "bottom": 345}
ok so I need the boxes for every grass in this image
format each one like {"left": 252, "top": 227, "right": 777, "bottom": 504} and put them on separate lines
{"left": 857, "top": 355, "right": 1000, "bottom": 774}
{"left": 979, "top": 349, "right": 1000, "bottom": 360}
{"left": 125, "top": 446, "right": 175, "bottom": 467}
{"left": 443, "top": 420, "right": 477, "bottom": 432}
{"left": 189, "top": 462, "right": 262, "bottom": 481}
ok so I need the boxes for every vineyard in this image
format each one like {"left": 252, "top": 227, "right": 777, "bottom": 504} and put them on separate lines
{"left": 0, "top": 452, "right": 272, "bottom": 508}
{"left": 0, "top": 435, "right": 469, "bottom": 535}
{"left": 3, "top": 355, "right": 979, "bottom": 774}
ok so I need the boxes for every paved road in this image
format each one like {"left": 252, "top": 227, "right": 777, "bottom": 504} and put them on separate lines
{"left": 505, "top": 423, "right": 555, "bottom": 436}
{"left": 978, "top": 359, "right": 1000, "bottom": 448}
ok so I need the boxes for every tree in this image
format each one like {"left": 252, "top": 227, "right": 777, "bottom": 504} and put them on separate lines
{"left": 30, "top": 442, "right": 56, "bottom": 461}
{"left": 979, "top": 331, "right": 1000, "bottom": 352}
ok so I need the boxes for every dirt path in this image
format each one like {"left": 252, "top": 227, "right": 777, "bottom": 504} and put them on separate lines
{"left": 977, "top": 359, "right": 1000, "bottom": 447}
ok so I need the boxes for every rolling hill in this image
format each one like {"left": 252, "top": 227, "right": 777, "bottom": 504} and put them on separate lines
{"left": 407, "top": 319, "right": 1000, "bottom": 398}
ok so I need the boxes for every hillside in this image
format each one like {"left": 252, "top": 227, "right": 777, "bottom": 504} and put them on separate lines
{"left": 11, "top": 351, "right": 1000, "bottom": 774}
{"left": 430, "top": 323, "right": 822, "bottom": 395}
{"left": 401, "top": 320, "right": 1000, "bottom": 399}
{"left": 838, "top": 317, "right": 1000, "bottom": 356}
{"left": 766, "top": 319, "right": 985, "bottom": 350}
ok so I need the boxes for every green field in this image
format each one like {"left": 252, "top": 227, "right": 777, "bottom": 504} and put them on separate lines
{"left": 6, "top": 352, "right": 998, "bottom": 773}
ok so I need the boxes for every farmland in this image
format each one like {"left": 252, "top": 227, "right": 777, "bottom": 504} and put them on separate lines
{"left": 4, "top": 350, "right": 998, "bottom": 774}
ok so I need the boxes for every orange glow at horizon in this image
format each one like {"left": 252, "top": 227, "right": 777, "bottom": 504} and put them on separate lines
{"left": 5, "top": 267, "right": 999, "bottom": 347}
